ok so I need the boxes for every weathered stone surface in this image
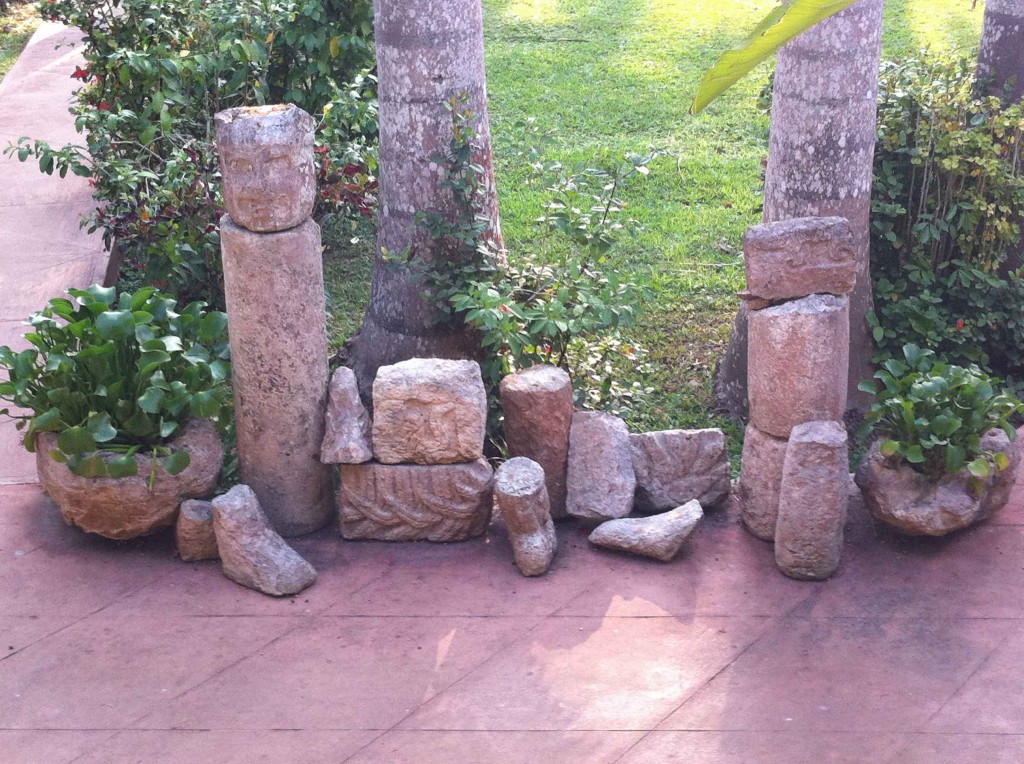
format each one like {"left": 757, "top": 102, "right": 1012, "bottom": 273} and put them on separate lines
{"left": 494, "top": 457, "right": 556, "bottom": 577}
{"left": 215, "top": 104, "right": 316, "bottom": 233}
{"left": 566, "top": 411, "right": 636, "bottom": 521}
{"left": 320, "top": 366, "right": 373, "bottom": 464}
{"left": 221, "top": 216, "right": 333, "bottom": 537}
{"left": 775, "top": 421, "right": 849, "bottom": 581}
{"left": 176, "top": 499, "right": 218, "bottom": 561}
{"left": 855, "top": 429, "right": 1021, "bottom": 537}
{"left": 630, "top": 428, "right": 731, "bottom": 513}
{"left": 744, "top": 216, "right": 857, "bottom": 301}
{"left": 212, "top": 485, "right": 317, "bottom": 597}
{"left": 588, "top": 500, "right": 704, "bottom": 562}
{"left": 737, "top": 423, "right": 788, "bottom": 541}
{"left": 748, "top": 293, "right": 849, "bottom": 439}
{"left": 372, "top": 358, "right": 487, "bottom": 465}
{"left": 500, "top": 365, "right": 573, "bottom": 519}
{"left": 339, "top": 459, "right": 494, "bottom": 542}
{"left": 36, "top": 419, "right": 223, "bottom": 541}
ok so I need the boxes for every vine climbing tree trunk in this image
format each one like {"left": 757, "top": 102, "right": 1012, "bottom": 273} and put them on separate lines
{"left": 977, "top": 0, "right": 1024, "bottom": 103}
{"left": 715, "top": 0, "right": 884, "bottom": 419}
{"left": 349, "top": 0, "right": 503, "bottom": 397}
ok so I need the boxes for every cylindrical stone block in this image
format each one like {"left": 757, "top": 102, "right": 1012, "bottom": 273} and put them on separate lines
{"left": 774, "top": 421, "right": 849, "bottom": 581}
{"left": 737, "top": 423, "right": 788, "bottom": 541}
{"left": 495, "top": 457, "right": 557, "bottom": 577}
{"left": 176, "top": 499, "right": 218, "bottom": 562}
{"left": 748, "top": 294, "right": 849, "bottom": 438}
{"left": 215, "top": 104, "right": 316, "bottom": 233}
{"left": 500, "top": 365, "right": 573, "bottom": 519}
{"left": 221, "top": 215, "right": 332, "bottom": 536}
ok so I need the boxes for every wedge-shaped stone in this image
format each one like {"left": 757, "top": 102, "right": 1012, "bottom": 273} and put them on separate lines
{"left": 737, "top": 423, "right": 788, "bottom": 541}
{"left": 500, "top": 365, "right": 573, "bottom": 519}
{"left": 212, "top": 485, "right": 317, "bottom": 597}
{"left": 176, "top": 499, "right": 218, "bottom": 562}
{"left": 495, "top": 457, "right": 557, "bottom": 576}
{"left": 321, "top": 366, "right": 373, "bottom": 464}
{"left": 372, "top": 358, "right": 487, "bottom": 465}
{"left": 630, "top": 428, "right": 731, "bottom": 513}
{"left": 748, "top": 293, "right": 849, "bottom": 438}
{"left": 339, "top": 459, "right": 494, "bottom": 542}
{"left": 566, "top": 411, "right": 636, "bottom": 520}
{"left": 744, "top": 216, "right": 856, "bottom": 301}
{"left": 775, "top": 421, "right": 848, "bottom": 581}
{"left": 589, "top": 500, "right": 704, "bottom": 562}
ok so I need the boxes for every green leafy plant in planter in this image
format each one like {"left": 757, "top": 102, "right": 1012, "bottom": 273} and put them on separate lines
{"left": 0, "top": 284, "right": 231, "bottom": 481}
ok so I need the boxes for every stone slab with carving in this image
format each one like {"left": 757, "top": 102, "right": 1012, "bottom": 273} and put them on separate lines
{"left": 748, "top": 293, "right": 849, "bottom": 439}
{"left": 630, "top": 428, "right": 731, "bottom": 513}
{"left": 338, "top": 459, "right": 494, "bottom": 541}
{"left": 589, "top": 500, "right": 704, "bottom": 562}
{"left": 566, "top": 411, "right": 636, "bottom": 520}
{"left": 500, "top": 365, "right": 573, "bottom": 519}
{"left": 212, "top": 485, "right": 318, "bottom": 597}
{"left": 321, "top": 366, "right": 373, "bottom": 464}
{"left": 774, "top": 421, "right": 849, "bottom": 580}
{"left": 738, "top": 423, "right": 788, "bottom": 541}
{"left": 495, "top": 457, "right": 557, "bottom": 576}
{"left": 744, "top": 216, "right": 857, "bottom": 301}
{"left": 176, "top": 499, "right": 218, "bottom": 562}
{"left": 372, "top": 358, "right": 487, "bottom": 465}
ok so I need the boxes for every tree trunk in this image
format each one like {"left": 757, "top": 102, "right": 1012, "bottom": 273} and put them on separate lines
{"left": 714, "top": 0, "right": 884, "bottom": 419}
{"left": 349, "top": 0, "right": 503, "bottom": 397}
{"left": 977, "top": 0, "right": 1024, "bottom": 103}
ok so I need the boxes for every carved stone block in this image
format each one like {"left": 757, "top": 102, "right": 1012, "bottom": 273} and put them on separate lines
{"left": 630, "top": 428, "right": 731, "bottom": 513}
{"left": 744, "top": 216, "right": 857, "bottom": 301}
{"left": 566, "top": 411, "right": 636, "bottom": 521}
{"left": 737, "top": 423, "right": 788, "bottom": 541}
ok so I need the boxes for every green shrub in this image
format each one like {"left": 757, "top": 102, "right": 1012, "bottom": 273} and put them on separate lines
{"left": 870, "top": 53, "right": 1024, "bottom": 376}
{"left": 858, "top": 343, "right": 1022, "bottom": 480}
{"left": 0, "top": 285, "right": 232, "bottom": 479}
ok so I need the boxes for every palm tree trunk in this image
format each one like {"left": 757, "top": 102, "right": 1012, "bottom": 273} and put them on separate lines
{"left": 977, "top": 0, "right": 1024, "bottom": 103}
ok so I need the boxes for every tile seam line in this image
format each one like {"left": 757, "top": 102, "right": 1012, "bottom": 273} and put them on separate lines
{"left": 8, "top": 726, "right": 1024, "bottom": 735}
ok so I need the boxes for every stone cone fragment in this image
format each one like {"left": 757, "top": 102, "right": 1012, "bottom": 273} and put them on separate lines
{"left": 339, "top": 459, "right": 494, "bottom": 542}
{"left": 321, "top": 366, "right": 373, "bottom": 464}
{"left": 212, "top": 485, "right": 317, "bottom": 597}
{"left": 372, "top": 358, "right": 487, "bottom": 465}
{"left": 737, "top": 423, "right": 788, "bottom": 541}
{"left": 775, "top": 421, "right": 849, "bottom": 581}
{"left": 495, "top": 457, "right": 557, "bottom": 577}
{"left": 500, "top": 365, "right": 573, "bottom": 519}
{"left": 630, "top": 429, "right": 731, "bottom": 513}
{"left": 589, "top": 500, "right": 704, "bottom": 562}
{"left": 743, "top": 216, "right": 857, "bottom": 302}
{"left": 748, "top": 293, "right": 849, "bottom": 438}
{"left": 566, "top": 411, "right": 636, "bottom": 521}
{"left": 176, "top": 499, "right": 218, "bottom": 562}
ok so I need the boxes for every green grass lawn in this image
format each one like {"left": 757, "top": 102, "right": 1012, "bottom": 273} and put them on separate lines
{"left": 0, "top": 1, "right": 38, "bottom": 83}
{"left": 324, "top": 0, "right": 983, "bottom": 462}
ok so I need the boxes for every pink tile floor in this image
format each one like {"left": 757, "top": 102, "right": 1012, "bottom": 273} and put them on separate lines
{"left": 2, "top": 476, "right": 1024, "bottom": 763}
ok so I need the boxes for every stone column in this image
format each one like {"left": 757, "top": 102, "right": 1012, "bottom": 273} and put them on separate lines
{"left": 216, "top": 104, "right": 333, "bottom": 537}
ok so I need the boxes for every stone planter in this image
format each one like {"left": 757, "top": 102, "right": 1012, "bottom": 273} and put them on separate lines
{"left": 36, "top": 419, "right": 224, "bottom": 540}
{"left": 855, "top": 429, "right": 1020, "bottom": 537}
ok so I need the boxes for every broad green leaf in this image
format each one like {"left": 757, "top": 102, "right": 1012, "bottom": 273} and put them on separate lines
{"left": 86, "top": 412, "right": 118, "bottom": 443}
{"left": 57, "top": 426, "right": 97, "bottom": 455}
{"left": 95, "top": 310, "right": 135, "bottom": 340}
{"left": 33, "top": 407, "right": 64, "bottom": 432}
{"left": 994, "top": 451, "right": 1010, "bottom": 472}
{"left": 904, "top": 445, "right": 926, "bottom": 464}
{"left": 68, "top": 453, "right": 108, "bottom": 478}
{"left": 137, "top": 386, "right": 166, "bottom": 414}
{"left": 967, "top": 458, "right": 991, "bottom": 478}
{"left": 106, "top": 454, "right": 139, "bottom": 478}
{"left": 189, "top": 390, "right": 221, "bottom": 418}
{"left": 163, "top": 449, "right": 191, "bottom": 476}
{"left": 691, "top": 0, "right": 858, "bottom": 114}
{"left": 880, "top": 439, "right": 900, "bottom": 458}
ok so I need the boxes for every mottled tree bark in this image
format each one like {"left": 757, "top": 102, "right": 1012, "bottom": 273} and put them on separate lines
{"left": 977, "top": 0, "right": 1024, "bottom": 103}
{"left": 715, "top": 0, "right": 884, "bottom": 419}
{"left": 349, "top": 0, "right": 503, "bottom": 397}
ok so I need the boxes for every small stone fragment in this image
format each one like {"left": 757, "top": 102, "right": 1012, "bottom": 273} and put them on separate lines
{"left": 339, "top": 459, "right": 494, "bottom": 542}
{"left": 566, "top": 411, "right": 636, "bottom": 521}
{"left": 176, "top": 499, "right": 218, "bottom": 561}
{"left": 630, "top": 429, "right": 731, "bottom": 513}
{"left": 495, "top": 457, "right": 557, "bottom": 577}
{"left": 212, "top": 485, "right": 317, "bottom": 597}
{"left": 500, "top": 365, "right": 573, "bottom": 519}
{"left": 748, "top": 293, "right": 849, "bottom": 438}
{"left": 775, "top": 421, "right": 849, "bottom": 581}
{"left": 588, "top": 500, "right": 704, "bottom": 562}
{"left": 321, "top": 366, "right": 373, "bottom": 464}
{"left": 737, "top": 423, "right": 788, "bottom": 541}
{"left": 744, "top": 216, "right": 857, "bottom": 301}
{"left": 372, "top": 358, "right": 487, "bottom": 465}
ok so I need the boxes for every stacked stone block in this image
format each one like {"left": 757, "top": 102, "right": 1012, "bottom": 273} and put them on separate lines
{"left": 737, "top": 216, "right": 855, "bottom": 580}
